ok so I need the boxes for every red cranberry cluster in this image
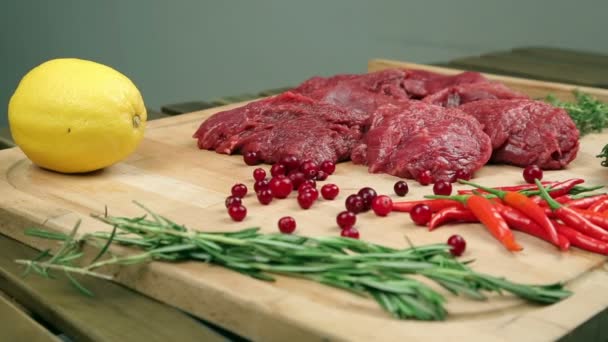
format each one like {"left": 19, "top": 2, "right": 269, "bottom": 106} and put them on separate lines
{"left": 224, "top": 154, "right": 340, "bottom": 233}
{"left": 338, "top": 187, "right": 397, "bottom": 239}
{"left": 227, "top": 153, "right": 470, "bottom": 254}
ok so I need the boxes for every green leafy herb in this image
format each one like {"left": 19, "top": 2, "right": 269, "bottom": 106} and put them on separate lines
{"left": 546, "top": 90, "right": 608, "bottom": 136}
{"left": 16, "top": 201, "right": 572, "bottom": 321}
{"left": 545, "top": 90, "right": 608, "bottom": 167}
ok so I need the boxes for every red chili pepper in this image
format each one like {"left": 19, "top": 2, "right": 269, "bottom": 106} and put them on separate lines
{"left": 459, "top": 180, "right": 560, "bottom": 246}
{"left": 589, "top": 198, "right": 608, "bottom": 213}
{"left": 529, "top": 195, "right": 543, "bottom": 205}
{"left": 553, "top": 222, "right": 608, "bottom": 255}
{"left": 428, "top": 206, "right": 477, "bottom": 231}
{"left": 569, "top": 208, "right": 608, "bottom": 231}
{"left": 465, "top": 195, "right": 523, "bottom": 251}
{"left": 538, "top": 194, "right": 587, "bottom": 206}
{"left": 536, "top": 180, "right": 608, "bottom": 242}
{"left": 544, "top": 178, "right": 585, "bottom": 198}
{"left": 493, "top": 202, "right": 570, "bottom": 251}
{"left": 456, "top": 181, "right": 555, "bottom": 195}
{"left": 392, "top": 199, "right": 463, "bottom": 213}
{"left": 565, "top": 194, "right": 608, "bottom": 209}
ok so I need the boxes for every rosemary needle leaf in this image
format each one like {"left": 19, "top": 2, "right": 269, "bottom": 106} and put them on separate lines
{"left": 65, "top": 270, "right": 94, "bottom": 297}
{"left": 90, "top": 224, "right": 118, "bottom": 264}
{"left": 25, "top": 228, "right": 70, "bottom": 241}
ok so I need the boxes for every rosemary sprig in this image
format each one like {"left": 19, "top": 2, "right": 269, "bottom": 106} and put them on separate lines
{"left": 17, "top": 202, "right": 571, "bottom": 321}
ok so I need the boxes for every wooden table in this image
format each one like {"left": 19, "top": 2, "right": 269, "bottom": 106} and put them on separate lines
{"left": 1, "top": 46, "right": 608, "bottom": 341}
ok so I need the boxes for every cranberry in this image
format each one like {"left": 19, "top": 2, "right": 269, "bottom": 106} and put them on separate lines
{"left": 300, "top": 179, "right": 316, "bottom": 189}
{"left": 394, "top": 180, "right": 409, "bottom": 197}
{"left": 280, "top": 155, "right": 300, "bottom": 172}
{"left": 270, "top": 163, "right": 287, "bottom": 177}
{"left": 345, "top": 194, "right": 365, "bottom": 214}
{"left": 256, "top": 189, "right": 273, "bottom": 205}
{"left": 523, "top": 165, "right": 543, "bottom": 184}
{"left": 243, "top": 151, "right": 260, "bottom": 166}
{"left": 278, "top": 216, "right": 296, "bottom": 234}
{"left": 287, "top": 170, "right": 306, "bottom": 191}
{"left": 371, "top": 195, "right": 393, "bottom": 216}
{"left": 447, "top": 234, "right": 467, "bottom": 256}
{"left": 320, "top": 160, "right": 336, "bottom": 175}
{"left": 417, "top": 170, "right": 433, "bottom": 186}
{"left": 269, "top": 176, "right": 293, "bottom": 199}
{"left": 254, "top": 178, "right": 270, "bottom": 192}
{"left": 228, "top": 205, "right": 247, "bottom": 221}
{"left": 253, "top": 168, "right": 266, "bottom": 181}
{"left": 321, "top": 184, "right": 340, "bottom": 200}
{"left": 433, "top": 181, "right": 452, "bottom": 196}
{"left": 231, "top": 183, "right": 248, "bottom": 198}
{"left": 340, "top": 227, "right": 360, "bottom": 239}
{"left": 336, "top": 211, "right": 356, "bottom": 230}
{"left": 357, "top": 187, "right": 377, "bottom": 212}
{"left": 299, "top": 186, "right": 319, "bottom": 201}
{"left": 225, "top": 196, "right": 242, "bottom": 208}
{"left": 454, "top": 169, "right": 472, "bottom": 181}
{"left": 300, "top": 161, "right": 319, "bottom": 180}
{"left": 410, "top": 203, "right": 432, "bottom": 225}
{"left": 297, "top": 191, "right": 315, "bottom": 209}
{"left": 315, "top": 170, "right": 328, "bottom": 181}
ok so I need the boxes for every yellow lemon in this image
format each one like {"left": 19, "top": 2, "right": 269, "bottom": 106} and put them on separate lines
{"left": 8, "top": 58, "right": 146, "bottom": 173}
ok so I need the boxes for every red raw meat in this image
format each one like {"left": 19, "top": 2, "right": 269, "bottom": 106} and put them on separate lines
{"left": 293, "top": 68, "right": 489, "bottom": 113}
{"left": 292, "top": 69, "right": 409, "bottom": 115}
{"left": 402, "top": 70, "right": 487, "bottom": 98}
{"left": 458, "top": 99, "right": 579, "bottom": 169}
{"left": 422, "top": 82, "right": 529, "bottom": 107}
{"left": 351, "top": 101, "right": 492, "bottom": 182}
{"left": 192, "top": 92, "right": 364, "bottom": 164}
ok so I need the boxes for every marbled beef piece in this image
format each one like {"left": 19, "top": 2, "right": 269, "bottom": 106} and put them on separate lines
{"left": 402, "top": 70, "right": 488, "bottom": 98}
{"left": 351, "top": 101, "right": 492, "bottom": 182}
{"left": 293, "top": 68, "right": 488, "bottom": 115}
{"left": 192, "top": 92, "right": 364, "bottom": 164}
{"left": 458, "top": 99, "right": 580, "bottom": 169}
{"left": 422, "top": 82, "right": 529, "bottom": 107}
{"left": 292, "top": 69, "right": 409, "bottom": 115}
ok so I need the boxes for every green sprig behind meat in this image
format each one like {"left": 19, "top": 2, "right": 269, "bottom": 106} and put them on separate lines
{"left": 546, "top": 90, "right": 608, "bottom": 136}
{"left": 545, "top": 90, "right": 608, "bottom": 166}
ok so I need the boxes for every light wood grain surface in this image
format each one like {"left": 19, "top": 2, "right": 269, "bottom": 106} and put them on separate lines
{"left": 1, "top": 61, "right": 608, "bottom": 341}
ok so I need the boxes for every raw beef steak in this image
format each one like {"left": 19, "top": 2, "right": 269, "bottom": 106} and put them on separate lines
{"left": 351, "top": 101, "right": 492, "bottom": 182}
{"left": 458, "top": 99, "right": 579, "bottom": 169}
{"left": 292, "top": 68, "right": 488, "bottom": 114}
{"left": 292, "top": 69, "right": 409, "bottom": 115}
{"left": 422, "top": 82, "right": 528, "bottom": 107}
{"left": 192, "top": 92, "right": 365, "bottom": 164}
{"left": 402, "top": 70, "right": 488, "bottom": 98}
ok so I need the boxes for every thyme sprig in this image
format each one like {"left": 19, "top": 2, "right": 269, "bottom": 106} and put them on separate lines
{"left": 545, "top": 90, "right": 608, "bottom": 166}
{"left": 17, "top": 201, "right": 571, "bottom": 321}
{"left": 546, "top": 90, "right": 608, "bottom": 136}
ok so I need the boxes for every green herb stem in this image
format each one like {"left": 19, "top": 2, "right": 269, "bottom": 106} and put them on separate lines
{"left": 18, "top": 202, "right": 572, "bottom": 321}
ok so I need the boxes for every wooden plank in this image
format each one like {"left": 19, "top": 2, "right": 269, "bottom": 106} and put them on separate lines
{"left": 369, "top": 58, "right": 608, "bottom": 102}
{"left": 511, "top": 47, "right": 608, "bottom": 68}
{"left": 0, "top": 234, "right": 228, "bottom": 342}
{"left": 0, "top": 290, "right": 60, "bottom": 342}
{"left": 1, "top": 61, "right": 608, "bottom": 340}
{"left": 448, "top": 54, "right": 608, "bottom": 88}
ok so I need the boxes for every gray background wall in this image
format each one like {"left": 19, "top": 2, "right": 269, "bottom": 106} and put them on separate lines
{"left": 1, "top": 0, "right": 606, "bottom": 127}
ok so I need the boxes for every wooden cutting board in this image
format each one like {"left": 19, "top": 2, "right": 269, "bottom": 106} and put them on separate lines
{"left": 2, "top": 60, "right": 608, "bottom": 341}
